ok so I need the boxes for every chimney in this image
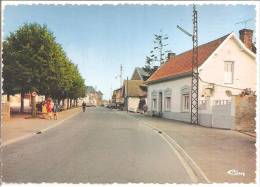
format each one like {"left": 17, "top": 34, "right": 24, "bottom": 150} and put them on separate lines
{"left": 239, "top": 29, "right": 253, "bottom": 51}
{"left": 168, "top": 52, "right": 176, "bottom": 60}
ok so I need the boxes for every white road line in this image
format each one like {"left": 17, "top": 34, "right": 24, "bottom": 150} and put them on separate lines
{"left": 2, "top": 109, "right": 81, "bottom": 147}
{"left": 127, "top": 114, "right": 211, "bottom": 183}
{"left": 159, "top": 133, "right": 198, "bottom": 183}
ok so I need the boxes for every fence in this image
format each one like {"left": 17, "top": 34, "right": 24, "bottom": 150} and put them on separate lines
{"left": 199, "top": 95, "right": 256, "bottom": 131}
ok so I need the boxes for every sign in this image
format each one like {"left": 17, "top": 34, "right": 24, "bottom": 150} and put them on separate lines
{"left": 32, "top": 92, "right": 37, "bottom": 97}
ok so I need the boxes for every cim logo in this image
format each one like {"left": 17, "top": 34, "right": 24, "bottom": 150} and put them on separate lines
{"left": 227, "top": 169, "right": 245, "bottom": 176}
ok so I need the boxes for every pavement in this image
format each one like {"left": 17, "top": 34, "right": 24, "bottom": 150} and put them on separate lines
{"left": 2, "top": 107, "right": 256, "bottom": 183}
{"left": 127, "top": 112, "right": 256, "bottom": 183}
{"left": 3, "top": 107, "right": 195, "bottom": 183}
{"left": 2, "top": 107, "right": 81, "bottom": 145}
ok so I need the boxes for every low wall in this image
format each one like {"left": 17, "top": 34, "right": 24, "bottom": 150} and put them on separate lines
{"left": 1, "top": 102, "right": 10, "bottom": 121}
{"left": 233, "top": 95, "right": 256, "bottom": 132}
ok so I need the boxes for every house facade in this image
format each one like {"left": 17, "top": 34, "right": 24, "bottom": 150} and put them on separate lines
{"left": 122, "top": 80, "right": 147, "bottom": 113}
{"left": 146, "top": 29, "right": 256, "bottom": 129}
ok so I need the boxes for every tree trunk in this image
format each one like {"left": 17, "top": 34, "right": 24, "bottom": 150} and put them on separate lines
{"left": 31, "top": 95, "right": 37, "bottom": 118}
{"left": 67, "top": 99, "right": 69, "bottom": 109}
{"left": 20, "top": 92, "right": 25, "bottom": 113}
{"left": 7, "top": 94, "right": 10, "bottom": 102}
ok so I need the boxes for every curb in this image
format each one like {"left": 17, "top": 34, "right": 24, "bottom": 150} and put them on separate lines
{"left": 2, "top": 108, "right": 81, "bottom": 147}
{"left": 127, "top": 114, "right": 210, "bottom": 183}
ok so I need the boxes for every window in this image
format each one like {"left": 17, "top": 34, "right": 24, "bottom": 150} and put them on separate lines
{"left": 152, "top": 99, "right": 157, "bottom": 110}
{"left": 182, "top": 94, "right": 190, "bottom": 112}
{"left": 224, "top": 61, "right": 234, "bottom": 84}
{"left": 165, "top": 97, "right": 171, "bottom": 111}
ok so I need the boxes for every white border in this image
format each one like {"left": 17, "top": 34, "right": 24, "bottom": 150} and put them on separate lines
{"left": 1, "top": 1, "right": 259, "bottom": 187}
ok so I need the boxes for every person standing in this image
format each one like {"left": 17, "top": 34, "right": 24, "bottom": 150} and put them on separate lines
{"left": 82, "top": 101, "right": 86, "bottom": 112}
{"left": 42, "top": 101, "right": 47, "bottom": 119}
{"left": 46, "top": 99, "right": 53, "bottom": 120}
{"left": 53, "top": 101, "right": 59, "bottom": 120}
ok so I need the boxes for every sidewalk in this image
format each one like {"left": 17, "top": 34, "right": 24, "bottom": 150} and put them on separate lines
{"left": 2, "top": 107, "right": 81, "bottom": 145}
{"left": 129, "top": 113, "right": 256, "bottom": 183}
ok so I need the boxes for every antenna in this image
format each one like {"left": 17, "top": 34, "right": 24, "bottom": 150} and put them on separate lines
{"left": 235, "top": 18, "right": 253, "bottom": 28}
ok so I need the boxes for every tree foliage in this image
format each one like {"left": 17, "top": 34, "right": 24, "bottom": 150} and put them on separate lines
{"left": 144, "top": 30, "right": 170, "bottom": 74}
{"left": 3, "top": 23, "right": 86, "bottom": 105}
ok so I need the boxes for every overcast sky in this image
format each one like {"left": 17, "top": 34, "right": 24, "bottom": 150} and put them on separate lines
{"left": 3, "top": 4, "right": 256, "bottom": 99}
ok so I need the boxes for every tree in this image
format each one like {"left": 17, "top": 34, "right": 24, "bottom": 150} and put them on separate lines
{"left": 3, "top": 23, "right": 87, "bottom": 115}
{"left": 3, "top": 23, "right": 59, "bottom": 113}
{"left": 144, "top": 30, "right": 170, "bottom": 73}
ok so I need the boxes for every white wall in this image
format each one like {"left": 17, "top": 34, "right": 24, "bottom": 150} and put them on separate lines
{"left": 199, "top": 36, "right": 256, "bottom": 100}
{"left": 147, "top": 77, "right": 191, "bottom": 113}
{"left": 147, "top": 35, "right": 256, "bottom": 126}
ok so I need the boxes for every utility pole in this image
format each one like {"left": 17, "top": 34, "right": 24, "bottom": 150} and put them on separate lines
{"left": 115, "top": 64, "right": 123, "bottom": 88}
{"left": 126, "top": 76, "right": 128, "bottom": 113}
{"left": 177, "top": 4, "right": 199, "bottom": 125}
{"left": 191, "top": 4, "right": 199, "bottom": 125}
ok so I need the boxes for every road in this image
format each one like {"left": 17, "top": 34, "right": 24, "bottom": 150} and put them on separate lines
{"left": 3, "top": 107, "right": 195, "bottom": 183}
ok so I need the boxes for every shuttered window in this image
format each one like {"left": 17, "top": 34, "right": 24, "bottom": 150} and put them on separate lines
{"left": 224, "top": 61, "right": 234, "bottom": 84}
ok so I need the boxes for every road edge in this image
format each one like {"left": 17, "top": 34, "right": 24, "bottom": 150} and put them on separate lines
{"left": 1, "top": 108, "right": 81, "bottom": 147}
{"left": 127, "top": 113, "right": 211, "bottom": 183}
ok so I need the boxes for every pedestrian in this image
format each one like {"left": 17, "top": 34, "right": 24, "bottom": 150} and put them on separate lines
{"left": 46, "top": 99, "right": 53, "bottom": 120}
{"left": 82, "top": 101, "right": 86, "bottom": 112}
{"left": 53, "top": 101, "right": 59, "bottom": 120}
{"left": 42, "top": 101, "right": 47, "bottom": 119}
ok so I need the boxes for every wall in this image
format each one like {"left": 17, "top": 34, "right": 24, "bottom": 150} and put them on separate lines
{"left": 147, "top": 76, "right": 191, "bottom": 122}
{"left": 199, "top": 35, "right": 256, "bottom": 100}
{"left": 233, "top": 95, "right": 256, "bottom": 132}
{"left": 128, "top": 97, "right": 140, "bottom": 112}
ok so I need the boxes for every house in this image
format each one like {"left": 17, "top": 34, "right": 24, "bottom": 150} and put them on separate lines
{"left": 131, "top": 67, "right": 151, "bottom": 81}
{"left": 145, "top": 29, "right": 256, "bottom": 129}
{"left": 122, "top": 80, "right": 147, "bottom": 113}
{"left": 2, "top": 93, "right": 45, "bottom": 113}
{"left": 112, "top": 87, "right": 124, "bottom": 108}
{"left": 83, "top": 86, "right": 103, "bottom": 106}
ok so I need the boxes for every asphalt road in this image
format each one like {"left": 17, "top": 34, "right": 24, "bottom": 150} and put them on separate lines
{"left": 3, "top": 107, "right": 194, "bottom": 183}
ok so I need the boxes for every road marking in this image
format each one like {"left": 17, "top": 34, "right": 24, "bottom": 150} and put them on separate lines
{"left": 159, "top": 133, "right": 198, "bottom": 183}
{"left": 2, "top": 109, "right": 81, "bottom": 147}
{"left": 126, "top": 114, "right": 211, "bottom": 183}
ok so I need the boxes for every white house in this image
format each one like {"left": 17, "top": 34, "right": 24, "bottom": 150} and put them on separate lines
{"left": 145, "top": 29, "right": 256, "bottom": 129}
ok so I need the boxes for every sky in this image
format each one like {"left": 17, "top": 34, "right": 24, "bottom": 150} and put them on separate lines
{"left": 3, "top": 3, "right": 256, "bottom": 100}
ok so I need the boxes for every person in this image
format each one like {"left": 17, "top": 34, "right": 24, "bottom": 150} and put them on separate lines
{"left": 42, "top": 101, "right": 47, "bottom": 119}
{"left": 53, "top": 101, "right": 59, "bottom": 120}
{"left": 46, "top": 99, "right": 53, "bottom": 120}
{"left": 82, "top": 101, "right": 86, "bottom": 112}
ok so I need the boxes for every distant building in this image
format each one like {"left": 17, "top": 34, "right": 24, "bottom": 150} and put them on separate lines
{"left": 122, "top": 80, "right": 147, "bottom": 113}
{"left": 83, "top": 86, "right": 103, "bottom": 106}
{"left": 131, "top": 67, "right": 151, "bottom": 81}
{"left": 112, "top": 88, "right": 124, "bottom": 108}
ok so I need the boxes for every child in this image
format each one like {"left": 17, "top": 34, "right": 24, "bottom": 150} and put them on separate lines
{"left": 42, "top": 101, "right": 47, "bottom": 119}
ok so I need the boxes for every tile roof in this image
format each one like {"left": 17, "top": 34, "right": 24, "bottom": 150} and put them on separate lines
{"left": 146, "top": 33, "right": 230, "bottom": 84}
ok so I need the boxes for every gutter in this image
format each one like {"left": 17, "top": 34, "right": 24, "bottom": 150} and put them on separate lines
{"left": 145, "top": 71, "right": 192, "bottom": 85}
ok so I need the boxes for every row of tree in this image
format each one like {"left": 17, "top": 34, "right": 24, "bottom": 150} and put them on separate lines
{"left": 3, "top": 23, "right": 86, "bottom": 113}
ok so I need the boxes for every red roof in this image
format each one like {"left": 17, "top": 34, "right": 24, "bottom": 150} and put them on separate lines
{"left": 146, "top": 34, "right": 230, "bottom": 84}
